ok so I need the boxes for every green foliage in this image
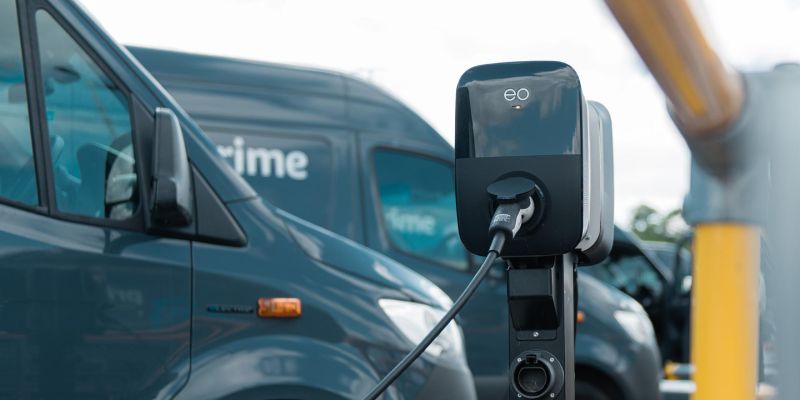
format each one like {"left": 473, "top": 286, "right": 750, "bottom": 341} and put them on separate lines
{"left": 630, "top": 205, "right": 688, "bottom": 243}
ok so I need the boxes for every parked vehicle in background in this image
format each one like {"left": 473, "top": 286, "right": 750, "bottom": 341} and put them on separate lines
{"left": 130, "top": 46, "right": 664, "bottom": 400}
{"left": 643, "top": 240, "right": 691, "bottom": 272}
{"left": 0, "top": 1, "right": 477, "bottom": 399}
{"left": 641, "top": 239, "right": 693, "bottom": 363}
{"left": 584, "top": 231, "right": 692, "bottom": 364}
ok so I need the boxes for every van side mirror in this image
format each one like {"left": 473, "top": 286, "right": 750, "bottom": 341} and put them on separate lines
{"left": 150, "top": 107, "right": 193, "bottom": 226}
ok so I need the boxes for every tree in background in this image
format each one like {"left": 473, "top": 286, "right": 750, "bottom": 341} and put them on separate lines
{"left": 630, "top": 205, "right": 689, "bottom": 243}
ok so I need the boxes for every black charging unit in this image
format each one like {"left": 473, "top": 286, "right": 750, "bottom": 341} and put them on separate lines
{"left": 455, "top": 61, "right": 614, "bottom": 400}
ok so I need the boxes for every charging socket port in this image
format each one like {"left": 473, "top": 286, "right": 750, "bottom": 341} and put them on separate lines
{"left": 511, "top": 350, "right": 564, "bottom": 399}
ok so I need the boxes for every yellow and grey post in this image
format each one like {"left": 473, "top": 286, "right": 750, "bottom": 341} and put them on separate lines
{"left": 601, "top": 0, "right": 790, "bottom": 399}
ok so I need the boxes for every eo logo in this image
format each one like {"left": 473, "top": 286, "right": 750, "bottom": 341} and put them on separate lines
{"left": 503, "top": 88, "right": 530, "bottom": 102}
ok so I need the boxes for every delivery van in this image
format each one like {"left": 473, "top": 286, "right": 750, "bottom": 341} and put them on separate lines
{"left": 0, "top": 1, "right": 479, "bottom": 398}
{"left": 130, "top": 46, "right": 664, "bottom": 400}
{"left": 590, "top": 229, "right": 690, "bottom": 364}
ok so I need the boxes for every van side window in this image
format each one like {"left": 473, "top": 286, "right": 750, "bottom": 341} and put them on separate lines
{"left": 36, "top": 11, "right": 137, "bottom": 220}
{"left": 0, "top": 0, "right": 38, "bottom": 206}
{"left": 373, "top": 150, "right": 468, "bottom": 270}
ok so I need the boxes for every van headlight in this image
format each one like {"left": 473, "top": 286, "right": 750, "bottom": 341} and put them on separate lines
{"left": 614, "top": 309, "right": 655, "bottom": 343}
{"left": 379, "top": 299, "right": 464, "bottom": 359}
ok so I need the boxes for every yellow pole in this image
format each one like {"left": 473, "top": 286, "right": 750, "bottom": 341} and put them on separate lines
{"left": 692, "top": 224, "right": 760, "bottom": 400}
{"left": 603, "top": 1, "right": 759, "bottom": 399}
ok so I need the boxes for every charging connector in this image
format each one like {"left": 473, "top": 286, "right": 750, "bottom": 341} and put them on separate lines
{"left": 489, "top": 197, "right": 534, "bottom": 239}
{"left": 362, "top": 179, "right": 539, "bottom": 400}
{"left": 487, "top": 176, "right": 538, "bottom": 240}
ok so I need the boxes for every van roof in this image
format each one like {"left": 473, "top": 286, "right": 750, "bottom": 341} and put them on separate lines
{"left": 128, "top": 46, "right": 450, "bottom": 146}
{"left": 129, "top": 46, "right": 346, "bottom": 97}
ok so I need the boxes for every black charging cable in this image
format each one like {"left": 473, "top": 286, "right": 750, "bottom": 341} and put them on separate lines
{"left": 363, "top": 177, "right": 537, "bottom": 400}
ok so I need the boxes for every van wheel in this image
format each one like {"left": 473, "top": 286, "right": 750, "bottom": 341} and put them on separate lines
{"left": 575, "top": 379, "right": 615, "bottom": 400}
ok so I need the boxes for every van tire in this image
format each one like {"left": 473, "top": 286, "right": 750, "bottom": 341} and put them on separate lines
{"left": 575, "top": 379, "right": 615, "bottom": 400}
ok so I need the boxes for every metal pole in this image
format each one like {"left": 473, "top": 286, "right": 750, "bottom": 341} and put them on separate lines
{"left": 603, "top": 0, "right": 743, "bottom": 136}
{"left": 692, "top": 224, "right": 760, "bottom": 400}
{"left": 603, "top": 1, "right": 760, "bottom": 399}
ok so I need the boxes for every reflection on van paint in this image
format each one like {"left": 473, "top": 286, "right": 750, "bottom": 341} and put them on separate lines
{"left": 384, "top": 207, "right": 436, "bottom": 236}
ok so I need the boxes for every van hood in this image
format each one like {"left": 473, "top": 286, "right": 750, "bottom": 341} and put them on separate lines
{"left": 577, "top": 272, "right": 656, "bottom": 345}
{"left": 275, "top": 208, "right": 454, "bottom": 310}
{"left": 578, "top": 272, "right": 644, "bottom": 314}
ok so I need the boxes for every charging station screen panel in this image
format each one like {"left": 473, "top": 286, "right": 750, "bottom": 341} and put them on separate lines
{"left": 456, "top": 63, "right": 582, "bottom": 159}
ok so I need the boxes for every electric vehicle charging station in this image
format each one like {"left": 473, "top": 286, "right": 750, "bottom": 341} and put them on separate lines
{"left": 454, "top": 61, "right": 614, "bottom": 400}
{"left": 363, "top": 61, "right": 614, "bottom": 400}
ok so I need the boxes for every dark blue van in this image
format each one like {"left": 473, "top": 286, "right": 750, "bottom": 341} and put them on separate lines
{"left": 129, "top": 47, "right": 665, "bottom": 400}
{"left": 0, "top": 0, "right": 478, "bottom": 398}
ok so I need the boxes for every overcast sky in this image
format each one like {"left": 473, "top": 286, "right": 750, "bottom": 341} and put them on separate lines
{"left": 79, "top": 0, "right": 800, "bottom": 224}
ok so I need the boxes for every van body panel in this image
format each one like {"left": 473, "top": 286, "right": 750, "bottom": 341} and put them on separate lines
{"left": 277, "top": 207, "right": 453, "bottom": 307}
{"left": 574, "top": 265, "right": 662, "bottom": 400}
{"left": 0, "top": 197, "right": 191, "bottom": 398}
{"left": 127, "top": 47, "right": 348, "bottom": 129}
{"left": 189, "top": 198, "right": 471, "bottom": 399}
{"left": 344, "top": 82, "right": 445, "bottom": 143}
{"left": 173, "top": 334, "right": 384, "bottom": 400}
{"left": 205, "top": 124, "right": 361, "bottom": 241}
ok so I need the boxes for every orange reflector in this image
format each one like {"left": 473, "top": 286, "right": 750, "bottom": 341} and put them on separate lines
{"left": 258, "top": 297, "right": 302, "bottom": 318}
{"left": 664, "top": 361, "right": 680, "bottom": 380}
{"left": 576, "top": 310, "right": 585, "bottom": 324}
